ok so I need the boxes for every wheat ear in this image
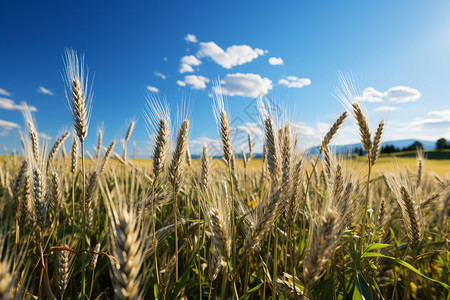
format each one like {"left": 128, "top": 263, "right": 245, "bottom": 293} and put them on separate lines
{"left": 47, "top": 131, "right": 70, "bottom": 170}
{"left": 242, "top": 188, "right": 282, "bottom": 258}
{"left": 200, "top": 144, "right": 210, "bottom": 192}
{"left": 352, "top": 103, "right": 372, "bottom": 155}
{"left": 320, "top": 111, "right": 348, "bottom": 153}
{"left": 54, "top": 247, "right": 72, "bottom": 296}
{"left": 219, "top": 110, "right": 232, "bottom": 165}
{"left": 185, "top": 145, "right": 192, "bottom": 167}
{"left": 70, "top": 136, "right": 78, "bottom": 174}
{"left": 264, "top": 117, "right": 280, "bottom": 184}
{"left": 168, "top": 119, "right": 189, "bottom": 195}
{"left": 152, "top": 118, "right": 169, "bottom": 180}
{"left": 125, "top": 121, "right": 135, "bottom": 142}
{"left": 26, "top": 120, "right": 39, "bottom": 163}
{"left": 400, "top": 186, "right": 422, "bottom": 249}
{"left": 370, "top": 120, "right": 384, "bottom": 165}
{"left": 49, "top": 170, "right": 62, "bottom": 216}
{"left": 96, "top": 129, "right": 103, "bottom": 158}
{"left": 109, "top": 205, "right": 146, "bottom": 300}
{"left": 32, "top": 167, "right": 47, "bottom": 228}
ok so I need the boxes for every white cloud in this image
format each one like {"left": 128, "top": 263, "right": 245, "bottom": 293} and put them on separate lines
{"left": 188, "top": 137, "right": 223, "bottom": 156}
{"left": 147, "top": 85, "right": 159, "bottom": 93}
{"left": 179, "top": 64, "right": 194, "bottom": 74}
{"left": 37, "top": 86, "right": 54, "bottom": 96}
{"left": 184, "top": 34, "right": 198, "bottom": 43}
{"left": 268, "top": 57, "right": 284, "bottom": 65}
{"left": 197, "top": 42, "right": 265, "bottom": 69}
{"left": 0, "top": 119, "right": 20, "bottom": 136}
{"left": 356, "top": 86, "right": 422, "bottom": 103}
{"left": 231, "top": 122, "right": 264, "bottom": 137}
{"left": 374, "top": 106, "right": 399, "bottom": 112}
{"left": 177, "top": 80, "right": 187, "bottom": 87}
{"left": 355, "top": 87, "right": 384, "bottom": 103}
{"left": 184, "top": 75, "right": 210, "bottom": 90}
{"left": 0, "top": 119, "right": 20, "bottom": 130}
{"left": 163, "top": 57, "right": 168, "bottom": 62}
{"left": 39, "top": 133, "right": 52, "bottom": 140}
{"left": 399, "top": 109, "right": 450, "bottom": 135}
{"left": 0, "top": 88, "right": 11, "bottom": 97}
{"left": 428, "top": 110, "right": 450, "bottom": 119}
{"left": 219, "top": 73, "right": 272, "bottom": 98}
{"left": 154, "top": 72, "right": 166, "bottom": 79}
{"left": 181, "top": 55, "right": 202, "bottom": 66}
{"left": 384, "top": 86, "right": 422, "bottom": 103}
{"left": 179, "top": 55, "right": 202, "bottom": 74}
{"left": 278, "top": 76, "right": 311, "bottom": 88}
{"left": 0, "top": 98, "right": 37, "bottom": 112}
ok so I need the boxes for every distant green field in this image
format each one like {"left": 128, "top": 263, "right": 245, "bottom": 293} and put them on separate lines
{"left": 382, "top": 149, "right": 450, "bottom": 160}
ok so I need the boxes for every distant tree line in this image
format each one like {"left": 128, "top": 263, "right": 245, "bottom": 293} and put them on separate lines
{"left": 351, "top": 138, "right": 449, "bottom": 156}
{"left": 436, "top": 138, "right": 450, "bottom": 149}
{"left": 352, "top": 140, "right": 424, "bottom": 156}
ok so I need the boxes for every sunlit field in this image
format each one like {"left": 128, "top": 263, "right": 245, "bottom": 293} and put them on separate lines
{"left": 1, "top": 49, "right": 449, "bottom": 300}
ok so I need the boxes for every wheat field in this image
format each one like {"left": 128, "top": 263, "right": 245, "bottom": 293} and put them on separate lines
{"left": 0, "top": 49, "right": 449, "bottom": 300}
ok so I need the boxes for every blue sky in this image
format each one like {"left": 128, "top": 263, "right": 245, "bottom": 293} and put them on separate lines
{"left": 1, "top": 1, "right": 450, "bottom": 157}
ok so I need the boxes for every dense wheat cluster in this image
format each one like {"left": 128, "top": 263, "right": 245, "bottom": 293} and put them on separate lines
{"left": 0, "top": 50, "right": 449, "bottom": 300}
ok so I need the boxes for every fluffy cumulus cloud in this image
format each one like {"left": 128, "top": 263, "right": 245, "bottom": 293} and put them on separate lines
{"left": 184, "top": 34, "right": 198, "bottom": 43}
{"left": 179, "top": 64, "right": 194, "bottom": 74}
{"left": 0, "top": 88, "right": 11, "bottom": 97}
{"left": 231, "top": 122, "right": 264, "bottom": 137}
{"left": 177, "top": 80, "right": 187, "bottom": 87}
{"left": 268, "top": 57, "right": 284, "bottom": 65}
{"left": 181, "top": 55, "right": 201, "bottom": 66}
{"left": 384, "top": 86, "right": 422, "bottom": 103}
{"left": 179, "top": 55, "right": 202, "bottom": 74}
{"left": 374, "top": 106, "right": 399, "bottom": 112}
{"left": 197, "top": 42, "right": 265, "bottom": 69}
{"left": 154, "top": 72, "right": 166, "bottom": 79}
{"left": 182, "top": 75, "right": 210, "bottom": 89}
{"left": 278, "top": 76, "right": 311, "bottom": 88}
{"left": 0, "top": 98, "right": 37, "bottom": 112}
{"left": 37, "top": 86, "right": 54, "bottom": 96}
{"left": 219, "top": 73, "right": 272, "bottom": 98}
{"left": 147, "top": 85, "right": 159, "bottom": 93}
{"left": 357, "top": 86, "right": 422, "bottom": 103}
{"left": 355, "top": 87, "right": 384, "bottom": 103}
{"left": 0, "top": 119, "right": 20, "bottom": 136}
